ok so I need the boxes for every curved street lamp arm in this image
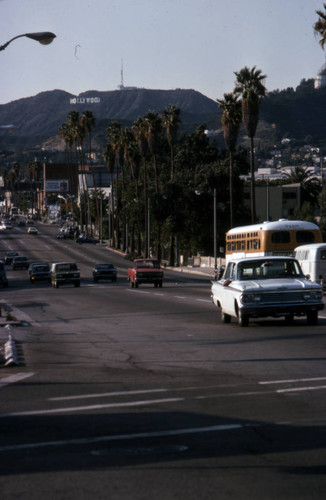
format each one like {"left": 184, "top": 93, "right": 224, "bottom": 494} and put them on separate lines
{"left": 0, "top": 32, "right": 56, "bottom": 51}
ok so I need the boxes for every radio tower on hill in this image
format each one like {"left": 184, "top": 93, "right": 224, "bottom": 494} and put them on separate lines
{"left": 118, "top": 58, "right": 138, "bottom": 91}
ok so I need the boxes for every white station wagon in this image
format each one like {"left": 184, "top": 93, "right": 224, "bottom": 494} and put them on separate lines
{"left": 211, "top": 256, "right": 324, "bottom": 327}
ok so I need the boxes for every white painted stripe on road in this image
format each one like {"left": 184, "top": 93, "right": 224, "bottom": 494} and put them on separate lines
{"left": 196, "top": 298, "right": 211, "bottom": 303}
{"left": 0, "top": 397, "right": 184, "bottom": 418}
{"left": 0, "top": 372, "right": 35, "bottom": 388}
{"left": 260, "top": 377, "right": 326, "bottom": 385}
{"left": 276, "top": 384, "right": 326, "bottom": 394}
{"left": 49, "top": 388, "right": 169, "bottom": 401}
{"left": 174, "top": 296, "right": 186, "bottom": 299}
{"left": 0, "top": 423, "right": 245, "bottom": 452}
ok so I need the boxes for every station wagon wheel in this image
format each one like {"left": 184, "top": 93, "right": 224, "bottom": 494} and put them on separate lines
{"left": 221, "top": 310, "right": 231, "bottom": 323}
{"left": 238, "top": 312, "right": 249, "bottom": 327}
{"left": 307, "top": 310, "right": 318, "bottom": 326}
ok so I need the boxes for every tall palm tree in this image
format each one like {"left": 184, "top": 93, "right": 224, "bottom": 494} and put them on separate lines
{"left": 81, "top": 110, "right": 98, "bottom": 233}
{"left": 133, "top": 116, "right": 149, "bottom": 256}
{"left": 103, "top": 143, "right": 115, "bottom": 244}
{"left": 217, "top": 92, "right": 242, "bottom": 228}
{"left": 106, "top": 121, "right": 124, "bottom": 248}
{"left": 234, "top": 65, "right": 266, "bottom": 223}
{"left": 143, "top": 111, "right": 162, "bottom": 193}
{"left": 314, "top": 3, "right": 326, "bottom": 49}
{"left": 162, "top": 105, "right": 181, "bottom": 181}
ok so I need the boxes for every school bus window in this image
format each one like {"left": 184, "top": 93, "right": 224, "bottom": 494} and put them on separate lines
{"left": 271, "top": 231, "right": 290, "bottom": 244}
{"left": 296, "top": 231, "right": 315, "bottom": 244}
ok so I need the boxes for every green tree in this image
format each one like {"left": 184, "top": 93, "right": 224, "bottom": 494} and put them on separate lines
{"left": 217, "top": 92, "right": 242, "bottom": 228}
{"left": 234, "top": 65, "right": 266, "bottom": 223}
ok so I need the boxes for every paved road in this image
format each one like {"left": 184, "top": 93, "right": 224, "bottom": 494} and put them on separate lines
{"left": 0, "top": 221, "right": 326, "bottom": 499}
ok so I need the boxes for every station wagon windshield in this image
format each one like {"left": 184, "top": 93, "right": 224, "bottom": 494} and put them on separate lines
{"left": 237, "top": 259, "right": 303, "bottom": 280}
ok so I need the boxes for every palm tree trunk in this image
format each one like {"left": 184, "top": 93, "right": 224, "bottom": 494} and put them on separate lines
{"left": 250, "top": 136, "right": 256, "bottom": 223}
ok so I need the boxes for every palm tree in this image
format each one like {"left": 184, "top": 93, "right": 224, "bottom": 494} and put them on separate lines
{"left": 162, "top": 105, "right": 181, "bottom": 181}
{"left": 106, "top": 121, "right": 125, "bottom": 248}
{"left": 314, "top": 3, "right": 326, "bottom": 49}
{"left": 143, "top": 111, "right": 162, "bottom": 193}
{"left": 103, "top": 143, "right": 115, "bottom": 244}
{"left": 217, "top": 92, "right": 242, "bottom": 228}
{"left": 234, "top": 65, "right": 266, "bottom": 223}
{"left": 283, "top": 165, "right": 321, "bottom": 208}
{"left": 133, "top": 116, "right": 150, "bottom": 256}
{"left": 81, "top": 110, "right": 98, "bottom": 233}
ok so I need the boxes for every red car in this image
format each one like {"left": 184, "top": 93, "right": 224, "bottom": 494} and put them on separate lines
{"left": 128, "top": 259, "right": 164, "bottom": 288}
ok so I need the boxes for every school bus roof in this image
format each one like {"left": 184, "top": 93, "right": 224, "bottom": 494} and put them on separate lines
{"left": 226, "top": 219, "right": 320, "bottom": 235}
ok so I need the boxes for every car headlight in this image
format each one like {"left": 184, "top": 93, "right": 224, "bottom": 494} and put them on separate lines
{"left": 241, "top": 293, "right": 262, "bottom": 305}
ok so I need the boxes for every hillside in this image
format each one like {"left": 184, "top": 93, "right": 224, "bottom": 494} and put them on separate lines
{"left": 0, "top": 88, "right": 221, "bottom": 149}
{"left": 2, "top": 79, "right": 326, "bottom": 154}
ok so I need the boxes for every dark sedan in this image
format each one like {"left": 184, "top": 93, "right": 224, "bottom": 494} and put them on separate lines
{"left": 76, "top": 235, "right": 99, "bottom": 245}
{"left": 5, "top": 251, "right": 19, "bottom": 265}
{"left": 12, "top": 256, "right": 29, "bottom": 270}
{"left": 28, "top": 262, "right": 51, "bottom": 283}
{"left": 93, "top": 263, "right": 117, "bottom": 283}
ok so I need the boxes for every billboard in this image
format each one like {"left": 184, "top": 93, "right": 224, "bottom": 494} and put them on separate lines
{"left": 45, "top": 179, "right": 69, "bottom": 192}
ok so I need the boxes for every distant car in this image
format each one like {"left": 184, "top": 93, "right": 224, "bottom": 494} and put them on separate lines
{"left": 56, "top": 231, "right": 66, "bottom": 239}
{"left": 0, "top": 260, "right": 8, "bottom": 287}
{"left": 76, "top": 235, "right": 99, "bottom": 244}
{"left": 5, "top": 251, "right": 19, "bottom": 265}
{"left": 93, "top": 263, "right": 117, "bottom": 283}
{"left": 0, "top": 221, "right": 13, "bottom": 230}
{"left": 26, "top": 219, "right": 34, "bottom": 225}
{"left": 27, "top": 226, "right": 38, "bottom": 235}
{"left": 50, "top": 262, "right": 80, "bottom": 288}
{"left": 28, "top": 262, "right": 51, "bottom": 283}
{"left": 18, "top": 220, "right": 26, "bottom": 227}
{"left": 12, "top": 256, "right": 29, "bottom": 270}
{"left": 211, "top": 256, "right": 324, "bottom": 327}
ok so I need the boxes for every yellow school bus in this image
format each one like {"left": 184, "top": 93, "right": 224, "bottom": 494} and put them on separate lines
{"left": 225, "top": 219, "right": 322, "bottom": 263}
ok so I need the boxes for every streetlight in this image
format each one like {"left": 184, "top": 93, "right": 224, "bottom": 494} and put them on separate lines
{"left": 0, "top": 32, "right": 56, "bottom": 52}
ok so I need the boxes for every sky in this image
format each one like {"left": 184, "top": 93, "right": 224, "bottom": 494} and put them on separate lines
{"left": 0, "top": 0, "right": 326, "bottom": 105}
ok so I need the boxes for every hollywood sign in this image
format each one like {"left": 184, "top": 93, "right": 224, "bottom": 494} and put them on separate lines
{"left": 70, "top": 96, "right": 101, "bottom": 105}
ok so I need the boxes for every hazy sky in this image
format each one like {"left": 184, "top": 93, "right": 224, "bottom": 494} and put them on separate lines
{"left": 0, "top": 0, "right": 325, "bottom": 105}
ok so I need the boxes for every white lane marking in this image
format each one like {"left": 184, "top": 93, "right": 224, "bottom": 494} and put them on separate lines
{"left": 276, "top": 385, "right": 326, "bottom": 394}
{"left": 196, "top": 298, "right": 211, "bottom": 303}
{"left": 0, "top": 397, "right": 184, "bottom": 418}
{"left": 174, "top": 296, "right": 186, "bottom": 299}
{"left": 0, "top": 372, "right": 35, "bottom": 388}
{"left": 0, "top": 423, "right": 246, "bottom": 452}
{"left": 49, "top": 388, "right": 169, "bottom": 401}
{"left": 260, "top": 377, "right": 326, "bottom": 385}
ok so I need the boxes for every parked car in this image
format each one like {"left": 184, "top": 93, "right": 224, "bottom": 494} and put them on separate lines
{"left": 27, "top": 226, "right": 38, "bottom": 235}
{"left": 211, "top": 256, "right": 324, "bottom": 327}
{"left": 0, "top": 260, "right": 8, "bottom": 287}
{"left": 76, "top": 234, "right": 99, "bottom": 244}
{"left": 128, "top": 258, "right": 164, "bottom": 288}
{"left": 5, "top": 251, "right": 19, "bottom": 265}
{"left": 50, "top": 262, "right": 80, "bottom": 288}
{"left": 12, "top": 256, "right": 29, "bottom": 270}
{"left": 28, "top": 262, "right": 51, "bottom": 283}
{"left": 18, "top": 220, "right": 26, "bottom": 227}
{"left": 93, "top": 263, "right": 117, "bottom": 283}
